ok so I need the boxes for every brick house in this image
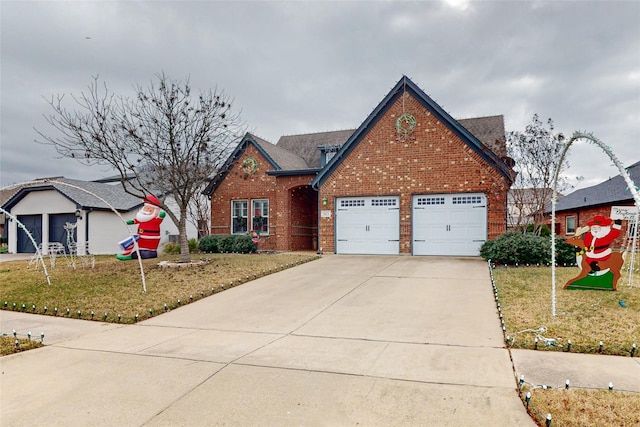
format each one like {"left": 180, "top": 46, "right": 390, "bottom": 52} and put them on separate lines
{"left": 548, "top": 160, "right": 639, "bottom": 250}
{"left": 204, "top": 76, "right": 516, "bottom": 255}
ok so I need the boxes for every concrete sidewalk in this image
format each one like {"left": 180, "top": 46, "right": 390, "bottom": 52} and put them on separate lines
{"left": 1, "top": 256, "right": 538, "bottom": 425}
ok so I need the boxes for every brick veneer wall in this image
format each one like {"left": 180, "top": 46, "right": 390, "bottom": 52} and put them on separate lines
{"left": 553, "top": 203, "right": 635, "bottom": 249}
{"left": 317, "top": 93, "right": 512, "bottom": 254}
{"left": 209, "top": 144, "right": 316, "bottom": 251}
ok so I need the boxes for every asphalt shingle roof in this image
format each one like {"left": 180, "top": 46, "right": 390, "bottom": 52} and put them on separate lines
{"left": 2, "top": 177, "right": 142, "bottom": 212}
{"left": 276, "top": 129, "right": 356, "bottom": 169}
{"left": 251, "top": 134, "right": 310, "bottom": 170}
{"left": 553, "top": 160, "right": 640, "bottom": 211}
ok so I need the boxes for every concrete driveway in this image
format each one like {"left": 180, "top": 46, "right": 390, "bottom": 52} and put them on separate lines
{"left": 1, "top": 255, "right": 534, "bottom": 426}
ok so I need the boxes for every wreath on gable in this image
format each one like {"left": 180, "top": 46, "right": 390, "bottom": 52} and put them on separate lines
{"left": 396, "top": 113, "right": 417, "bottom": 138}
{"left": 242, "top": 157, "right": 258, "bottom": 175}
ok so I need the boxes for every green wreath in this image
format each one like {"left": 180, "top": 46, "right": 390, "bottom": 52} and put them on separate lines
{"left": 396, "top": 113, "right": 417, "bottom": 137}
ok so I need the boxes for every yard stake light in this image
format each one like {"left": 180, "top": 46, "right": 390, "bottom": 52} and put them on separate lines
{"left": 609, "top": 382, "right": 614, "bottom": 390}
{"left": 565, "top": 379, "right": 570, "bottom": 390}
{"left": 21, "top": 304, "right": 25, "bottom": 311}
{"left": 177, "top": 299, "right": 181, "bottom": 305}
{"left": 77, "top": 310, "right": 82, "bottom": 318}
{"left": 3, "top": 301, "right": 6, "bottom": 307}
{"left": 12, "top": 303, "right": 16, "bottom": 309}
{"left": 54, "top": 307, "right": 58, "bottom": 315}
{"left": 118, "top": 314, "right": 121, "bottom": 322}
{"left": 32, "top": 304, "right": 36, "bottom": 312}
{"left": 566, "top": 340, "right": 572, "bottom": 352}
{"left": 40, "top": 332, "right": 44, "bottom": 342}
{"left": 190, "top": 295, "right": 193, "bottom": 301}
{"left": 66, "top": 308, "right": 70, "bottom": 315}
{"left": 43, "top": 306, "right": 47, "bottom": 313}
{"left": 15, "top": 339, "right": 19, "bottom": 350}
{"left": 91, "top": 311, "right": 94, "bottom": 319}
{"left": 599, "top": 341, "right": 603, "bottom": 353}
{"left": 525, "top": 392, "right": 531, "bottom": 407}
{"left": 546, "top": 413, "right": 552, "bottom": 427}
{"left": 534, "top": 337, "right": 539, "bottom": 350}
{"left": 135, "top": 314, "right": 139, "bottom": 322}
{"left": 631, "top": 343, "right": 636, "bottom": 357}
{"left": 12, "top": 329, "right": 16, "bottom": 338}
{"left": 103, "top": 312, "right": 108, "bottom": 320}
{"left": 164, "top": 303, "right": 168, "bottom": 311}
{"left": 149, "top": 309, "right": 153, "bottom": 315}
{"left": 519, "top": 375, "right": 525, "bottom": 388}
{"left": 27, "top": 331, "right": 31, "bottom": 341}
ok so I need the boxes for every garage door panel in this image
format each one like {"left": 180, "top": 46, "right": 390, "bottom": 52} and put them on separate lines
{"left": 412, "top": 193, "right": 487, "bottom": 256}
{"left": 336, "top": 197, "right": 399, "bottom": 255}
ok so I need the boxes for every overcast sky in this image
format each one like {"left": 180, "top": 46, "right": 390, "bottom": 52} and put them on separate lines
{"left": 1, "top": 0, "right": 638, "bottom": 192}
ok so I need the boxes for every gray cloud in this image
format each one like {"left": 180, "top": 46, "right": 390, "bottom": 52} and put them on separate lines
{"left": 2, "top": 1, "right": 638, "bottom": 190}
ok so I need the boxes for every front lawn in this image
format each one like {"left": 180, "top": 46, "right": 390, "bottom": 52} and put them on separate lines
{"left": 492, "top": 265, "right": 639, "bottom": 356}
{"left": 1, "top": 252, "right": 319, "bottom": 324}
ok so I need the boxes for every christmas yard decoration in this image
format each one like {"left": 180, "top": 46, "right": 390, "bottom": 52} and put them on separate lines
{"left": 564, "top": 217, "right": 625, "bottom": 290}
{"left": 117, "top": 195, "right": 166, "bottom": 260}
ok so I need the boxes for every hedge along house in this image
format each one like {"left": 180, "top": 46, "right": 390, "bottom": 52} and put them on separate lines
{"left": 204, "top": 76, "right": 516, "bottom": 255}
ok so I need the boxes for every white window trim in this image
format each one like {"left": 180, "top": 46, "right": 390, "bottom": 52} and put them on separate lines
{"left": 251, "top": 199, "right": 269, "bottom": 235}
{"left": 231, "top": 200, "right": 248, "bottom": 234}
{"left": 566, "top": 215, "right": 576, "bottom": 235}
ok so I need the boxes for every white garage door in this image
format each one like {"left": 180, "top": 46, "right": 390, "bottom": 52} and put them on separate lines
{"left": 412, "top": 193, "right": 487, "bottom": 256}
{"left": 336, "top": 196, "right": 400, "bottom": 255}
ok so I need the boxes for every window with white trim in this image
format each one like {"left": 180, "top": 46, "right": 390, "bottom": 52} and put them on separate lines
{"left": 566, "top": 216, "right": 576, "bottom": 234}
{"left": 252, "top": 199, "right": 269, "bottom": 234}
{"left": 232, "top": 200, "right": 248, "bottom": 234}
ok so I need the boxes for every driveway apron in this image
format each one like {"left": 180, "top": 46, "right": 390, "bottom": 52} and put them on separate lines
{"left": 1, "top": 255, "right": 534, "bottom": 426}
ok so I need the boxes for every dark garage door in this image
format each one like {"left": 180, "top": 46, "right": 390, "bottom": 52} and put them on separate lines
{"left": 17, "top": 214, "right": 42, "bottom": 253}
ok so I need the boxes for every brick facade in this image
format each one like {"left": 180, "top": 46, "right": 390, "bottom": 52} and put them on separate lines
{"left": 317, "top": 94, "right": 511, "bottom": 254}
{"left": 207, "top": 76, "right": 514, "bottom": 255}
{"left": 552, "top": 203, "right": 635, "bottom": 249}
{"left": 209, "top": 144, "right": 317, "bottom": 251}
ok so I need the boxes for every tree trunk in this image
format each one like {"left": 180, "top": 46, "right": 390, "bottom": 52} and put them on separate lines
{"left": 179, "top": 207, "right": 191, "bottom": 263}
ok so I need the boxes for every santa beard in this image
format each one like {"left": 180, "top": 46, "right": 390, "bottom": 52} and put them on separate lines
{"left": 591, "top": 225, "right": 610, "bottom": 239}
{"left": 136, "top": 207, "right": 159, "bottom": 223}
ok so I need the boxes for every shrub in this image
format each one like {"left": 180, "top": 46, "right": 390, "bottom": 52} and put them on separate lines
{"left": 162, "top": 242, "right": 181, "bottom": 255}
{"left": 188, "top": 238, "right": 199, "bottom": 253}
{"left": 198, "top": 234, "right": 256, "bottom": 254}
{"left": 198, "top": 235, "right": 220, "bottom": 253}
{"left": 480, "top": 232, "right": 576, "bottom": 266}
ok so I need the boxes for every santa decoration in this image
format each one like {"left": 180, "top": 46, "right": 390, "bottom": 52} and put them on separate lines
{"left": 583, "top": 215, "right": 622, "bottom": 274}
{"left": 117, "top": 195, "right": 166, "bottom": 260}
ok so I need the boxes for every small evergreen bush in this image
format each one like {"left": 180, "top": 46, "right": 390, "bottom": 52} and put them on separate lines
{"left": 480, "top": 232, "right": 576, "bottom": 266}
{"left": 162, "top": 242, "right": 181, "bottom": 255}
{"left": 198, "top": 234, "right": 256, "bottom": 254}
{"left": 188, "top": 238, "right": 199, "bottom": 253}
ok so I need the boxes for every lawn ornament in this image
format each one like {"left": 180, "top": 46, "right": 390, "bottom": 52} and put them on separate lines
{"left": 117, "top": 195, "right": 166, "bottom": 260}
{"left": 564, "top": 216, "right": 624, "bottom": 290}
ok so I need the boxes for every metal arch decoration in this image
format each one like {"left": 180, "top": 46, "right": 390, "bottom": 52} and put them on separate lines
{"left": 550, "top": 131, "right": 640, "bottom": 316}
{"left": 396, "top": 113, "right": 416, "bottom": 138}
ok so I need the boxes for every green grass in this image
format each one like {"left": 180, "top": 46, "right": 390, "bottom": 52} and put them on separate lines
{"left": 1, "top": 252, "right": 319, "bottom": 324}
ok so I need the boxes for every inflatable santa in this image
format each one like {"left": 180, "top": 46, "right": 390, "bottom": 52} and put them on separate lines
{"left": 117, "top": 195, "right": 166, "bottom": 260}
{"left": 583, "top": 215, "right": 622, "bottom": 274}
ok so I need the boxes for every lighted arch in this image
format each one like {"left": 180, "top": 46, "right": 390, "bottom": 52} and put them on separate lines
{"left": 550, "top": 132, "right": 640, "bottom": 316}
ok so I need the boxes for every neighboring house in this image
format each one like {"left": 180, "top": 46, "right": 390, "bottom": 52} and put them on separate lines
{"left": 547, "top": 160, "right": 640, "bottom": 249}
{"left": 204, "top": 76, "right": 516, "bottom": 256}
{"left": 2, "top": 178, "right": 143, "bottom": 254}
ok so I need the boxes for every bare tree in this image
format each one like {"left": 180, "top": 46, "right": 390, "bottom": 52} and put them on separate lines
{"left": 507, "top": 114, "right": 570, "bottom": 235}
{"left": 37, "top": 73, "right": 244, "bottom": 262}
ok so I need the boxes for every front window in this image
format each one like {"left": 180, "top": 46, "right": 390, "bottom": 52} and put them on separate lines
{"left": 566, "top": 216, "right": 576, "bottom": 234}
{"left": 252, "top": 199, "right": 269, "bottom": 234}
{"left": 232, "top": 200, "right": 248, "bottom": 234}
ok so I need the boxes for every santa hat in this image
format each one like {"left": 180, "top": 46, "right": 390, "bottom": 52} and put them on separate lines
{"left": 144, "top": 194, "right": 162, "bottom": 207}
{"left": 587, "top": 215, "right": 612, "bottom": 227}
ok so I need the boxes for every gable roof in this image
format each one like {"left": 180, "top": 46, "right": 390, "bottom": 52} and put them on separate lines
{"left": 311, "top": 75, "right": 515, "bottom": 189}
{"left": 552, "top": 160, "right": 640, "bottom": 212}
{"left": 277, "top": 129, "right": 356, "bottom": 168}
{"left": 2, "top": 177, "right": 143, "bottom": 212}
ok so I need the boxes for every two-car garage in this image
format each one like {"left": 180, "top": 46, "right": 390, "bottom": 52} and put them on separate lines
{"left": 334, "top": 193, "right": 487, "bottom": 256}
